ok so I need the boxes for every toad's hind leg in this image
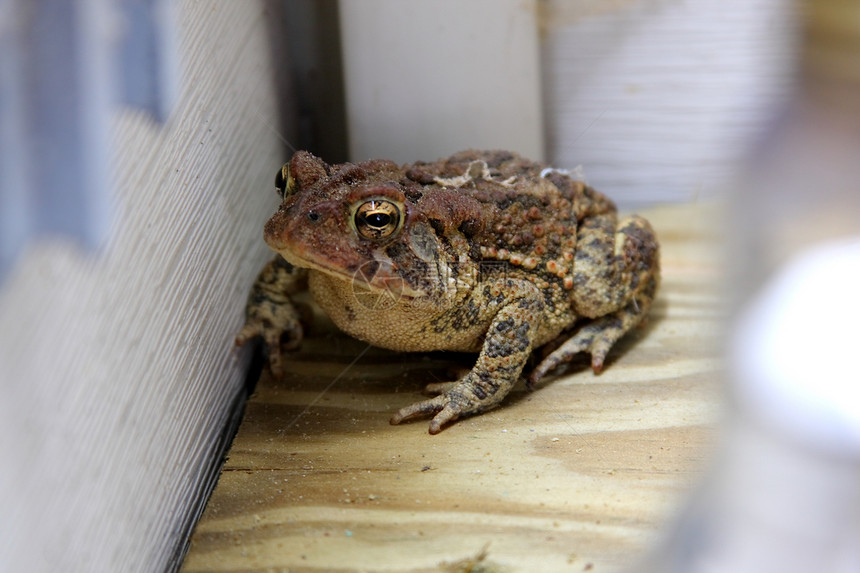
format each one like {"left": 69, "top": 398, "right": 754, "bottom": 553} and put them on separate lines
{"left": 530, "top": 214, "right": 659, "bottom": 385}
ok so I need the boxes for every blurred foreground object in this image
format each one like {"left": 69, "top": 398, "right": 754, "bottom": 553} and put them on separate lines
{"left": 635, "top": 0, "right": 860, "bottom": 571}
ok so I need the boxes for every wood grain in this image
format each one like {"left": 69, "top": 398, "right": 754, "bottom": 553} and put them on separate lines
{"left": 182, "top": 202, "right": 724, "bottom": 573}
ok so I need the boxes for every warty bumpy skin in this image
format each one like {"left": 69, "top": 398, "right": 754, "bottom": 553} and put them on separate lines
{"left": 237, "top": 150, "right": 660, "bottom": 434}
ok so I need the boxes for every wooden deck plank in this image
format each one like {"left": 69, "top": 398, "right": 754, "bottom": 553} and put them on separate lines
{"left": 182, "top": 202, "right": 723, "bottom": 573}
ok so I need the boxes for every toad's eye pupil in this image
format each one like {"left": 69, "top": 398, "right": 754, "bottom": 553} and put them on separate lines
{"left": 353, "top": 198, "right": 402, "bottom": 240}
{"left": 365, "top": 212, "right": 390, "bottom": 227}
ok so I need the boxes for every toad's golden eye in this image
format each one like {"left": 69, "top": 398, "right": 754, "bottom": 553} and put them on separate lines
{"left": 274, "top": 163, "right": 295, "bottom": 198}
{"left": 352, "top": 199, "right": 403, "bottom": 240}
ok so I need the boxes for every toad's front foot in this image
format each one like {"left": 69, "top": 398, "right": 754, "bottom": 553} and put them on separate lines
{"left": 237, "top": 258, "right": 310, "bottom": 376}
{"left": 390, "top": 376, "right": 516, "bottom": 434}
{"left": 389, "top": 383, "right": 466, "bottom": 435}
{"left": 235, "top": 303, "right": 304, "bottom": 377}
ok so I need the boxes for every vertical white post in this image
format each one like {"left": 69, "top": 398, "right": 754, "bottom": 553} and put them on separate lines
{"left": 339, "top": 0, "right": 544, "bottom": 163}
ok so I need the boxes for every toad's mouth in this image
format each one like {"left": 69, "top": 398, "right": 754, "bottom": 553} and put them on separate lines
{"left": 274, "top": 248, "right": 425, "bottom": 300}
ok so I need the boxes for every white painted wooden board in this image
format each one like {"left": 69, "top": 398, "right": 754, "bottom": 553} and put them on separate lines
{"left": 0, "top": 2, "right": 286, "bottom": 571}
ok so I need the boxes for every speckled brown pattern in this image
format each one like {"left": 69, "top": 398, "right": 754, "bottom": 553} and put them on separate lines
{"left": 237, "top": 150, "right": 660, "bottom": 433}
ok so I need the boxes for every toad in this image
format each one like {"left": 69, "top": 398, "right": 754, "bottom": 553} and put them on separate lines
{"left": 237, "top": 150, "right": 660, "bottom": 434}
